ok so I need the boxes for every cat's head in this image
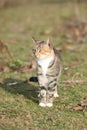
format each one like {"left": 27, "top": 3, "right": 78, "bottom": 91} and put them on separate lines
{"left": 32, "top": 37, "right": 54, "bottom": 59}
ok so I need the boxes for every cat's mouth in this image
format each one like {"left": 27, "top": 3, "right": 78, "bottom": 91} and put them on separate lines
{"left": 37, "top": 55, "right": 54, "bottom": 61}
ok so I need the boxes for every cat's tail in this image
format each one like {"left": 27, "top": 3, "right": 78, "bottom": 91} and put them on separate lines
{"left": 29, "top": 77, "right": 38, "bottom": 82}
{"left": 5, "top": 77, "right": 38, "bottom": 87}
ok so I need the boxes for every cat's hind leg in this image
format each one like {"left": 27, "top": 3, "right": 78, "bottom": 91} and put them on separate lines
{"left": 47, "top": 82, "right": 58, "bottom": 107}
{"left": 54, "top": 85, "right": 59, "bottom": 98}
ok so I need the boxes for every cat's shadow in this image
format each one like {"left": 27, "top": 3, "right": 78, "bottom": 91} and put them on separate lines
{"left": 0, "top": 78, "right": 38, "bottom": 104}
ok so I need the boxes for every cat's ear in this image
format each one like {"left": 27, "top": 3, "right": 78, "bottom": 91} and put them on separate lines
{"left": 32, "top": 37, "right": 38, "bottom": 44}
{"left": 46, "top": 38, "right": 51, "bottom": 47}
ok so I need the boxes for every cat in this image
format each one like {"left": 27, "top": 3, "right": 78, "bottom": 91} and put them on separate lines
{"left": 32, "top": 37, "right": 62, "bottom": 107}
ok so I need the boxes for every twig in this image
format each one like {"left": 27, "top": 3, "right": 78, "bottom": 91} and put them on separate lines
{"left": 0, "top": 40, "right": 14, "bottom": 61}
{"left": 74, "top": 0, "right": 81, "bottom": 21}
{"left": 64, "top": 61, "right": 87, "bottom": 70}
{"left": 61, "top": 80, "right": 87, "bottom": 84}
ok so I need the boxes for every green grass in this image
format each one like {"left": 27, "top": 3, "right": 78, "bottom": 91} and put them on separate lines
{"left": 0, "top": 3, "right": 87, "bottom": 130}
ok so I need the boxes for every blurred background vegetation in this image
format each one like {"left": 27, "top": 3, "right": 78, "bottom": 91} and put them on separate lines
{"left": 0, "top": 0, "right": 87, "bottom": 8}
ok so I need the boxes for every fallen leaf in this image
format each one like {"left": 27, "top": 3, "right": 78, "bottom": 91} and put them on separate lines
{"left": 0, "top": 63, "right": 11, "bottom": 73}
{"left": 0, "top": 78, "right": 3, "bottom": 84}
{"left": 60, "top": 17, "right": 87, "bottom": 44}
{"left": 73, "top": 103, "right": 87, "bottom": 111}
{"left": 55, "top": 25, "right": 62, "bottom": 31}
{"left": 78, "top": 103, "right": 87, "bottom": 108}
{"left": 40, "top": 29, "right": 52, "bottom": 35}
{"left": 61, "top": 43, "right": 68, "bottom": 50}
{"left": 3, "top": 66, "right": 11, "bottom": 72}
{"left": 73, "top": 27, "right": 80, "bottom": 37}
{"left": 73, "top": 106, "right": 84, "bottom": 111}
{"left": 20, "top": 61, "right": 36, "bottom": 72}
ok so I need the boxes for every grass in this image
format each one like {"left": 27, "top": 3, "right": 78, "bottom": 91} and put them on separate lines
{"left": 0, "top": 3, "right": 87, "bottom": 130}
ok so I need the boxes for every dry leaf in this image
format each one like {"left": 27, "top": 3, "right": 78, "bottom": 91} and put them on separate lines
{"left": 73, "top": 103, "right": 87, "bottom": 111}
{"left": 55, "top": 25, "right": 62, "bottom": 31}
{"left": 61, "top": 43, "right": 68, "bottom": 50}
{"left": 73, "top": 106, "right": 84, "bottom": 111}
{"left": 0, "top": 78, "right": 3, "bottom": 84}
{"left": 60, "top": 17, "right": 87, "bottom": 44}
{"left": 73, "top": 28, "right": 80, "bottom": 37}
{"left": 3, "top": 66, "right": 11, "bottom": 72}
{"left": 60, "top": 43, "right": 78, "bottom": 52}
{"left": 40, "top": 29, "right": 52, "bottom": 35}
{"left": 20, "top": 61, "right": 36, "bottom": 72}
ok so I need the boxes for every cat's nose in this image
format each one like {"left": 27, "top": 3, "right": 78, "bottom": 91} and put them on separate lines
{"left": 32, "top": 49, "right": 36, "bottom": 54}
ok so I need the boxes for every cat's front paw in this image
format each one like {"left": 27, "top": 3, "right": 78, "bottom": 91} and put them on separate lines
{"left": 39, "top": 102, "right": 46, "bottom": 107}
{"left": 46, "top": 103, "right": 53, "bottom": 107}
{"left": 54, "top": 93, "right": 59, "bottom": 98}
{"left": 38, "top": 93, "right": 40, "bottom": 97}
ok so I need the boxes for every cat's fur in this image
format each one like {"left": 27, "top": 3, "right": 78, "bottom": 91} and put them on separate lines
{"left": 32, "top": 37, "right": 62, "bottom": 107}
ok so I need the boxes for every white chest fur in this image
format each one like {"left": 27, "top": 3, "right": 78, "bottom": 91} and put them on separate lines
{"left": 37, "top": 56, "right": 54, "bottom": 75}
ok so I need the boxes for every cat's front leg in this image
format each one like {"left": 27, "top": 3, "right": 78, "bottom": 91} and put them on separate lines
{"left": 47, "top": 87, "right": 55, "bottom": 107}
{"left": 39, "top": 86, "right": 47, "bottom": 107}
{"left": 47, "top": 84, "right": 55, "bottom": 107}
{"left": 38, "top": 75, "right": 47, "bottom": 107}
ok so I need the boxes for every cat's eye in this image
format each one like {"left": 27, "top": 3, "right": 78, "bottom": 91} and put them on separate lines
{"left": 32, "top": 49, "right": 36, "bottom": 54}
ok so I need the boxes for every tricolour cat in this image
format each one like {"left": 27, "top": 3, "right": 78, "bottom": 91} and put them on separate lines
{"left": 32, "top": 37, "right": 62, "bottom": 107}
